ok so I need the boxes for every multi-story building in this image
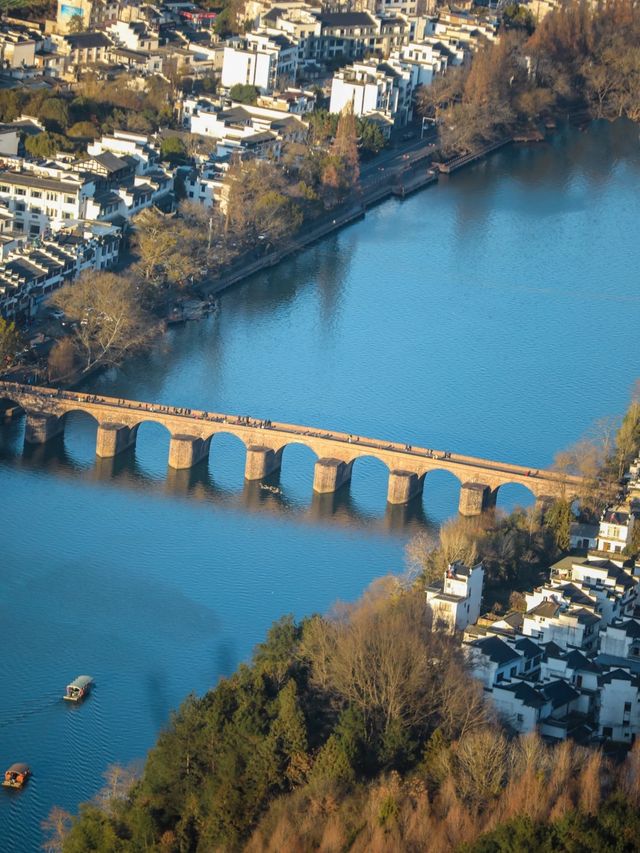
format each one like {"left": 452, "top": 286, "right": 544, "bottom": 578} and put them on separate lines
{"left": 597, "top": 506, "right": 635, "bottom": 554}
{"left": 221, "top": 31, "right": 298, "bottom": 95}
{"left": 329, "top": 58, "right": 413, "bottom": 127}
{"left": 0, "top": 222, "right": 121, "bottom": 320}
{"left": 0, "top": 168, "right": 97, "bottom": 238}
{"left": 87, "top": 131, "right": 161, "bottom": 175}
{"left": 183, "top": 98, "right": 308, "bottom": 159}
{"left": 426, "top": 560, "right": 484, "bottom": 632}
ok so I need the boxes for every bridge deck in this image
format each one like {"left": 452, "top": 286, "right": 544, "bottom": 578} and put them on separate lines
{"left": 0, "top": 381, "right": 581, "bottom": 493}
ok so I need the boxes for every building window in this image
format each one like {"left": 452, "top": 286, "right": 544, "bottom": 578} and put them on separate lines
{"left": 65, "top": 196, "right": 75, "bottom": 204}
{"left": 603, "top": 726, "right": 613, "bottom": 738}
{"left": 0, "top": 184, "right": 8, "bottom": 192}
{"left": 516, "top": 713, "right": 523, "bottom": 723}
{"left": 510, "top": 667, "right": 517, "bottom": 678}
{"left": 624, "top": 702, "right": 632, "bottom": 713}
{"left": 31, "top": 191, "right": 42, "bottom": 198}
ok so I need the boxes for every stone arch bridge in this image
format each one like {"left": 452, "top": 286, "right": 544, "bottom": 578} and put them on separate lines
{"left": 0, "top": 382, "right": 583, "bottom": 515}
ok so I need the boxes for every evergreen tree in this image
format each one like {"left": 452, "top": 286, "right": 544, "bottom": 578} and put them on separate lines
{"left": 545, "top": 498, "right": 572, "bottom": 552}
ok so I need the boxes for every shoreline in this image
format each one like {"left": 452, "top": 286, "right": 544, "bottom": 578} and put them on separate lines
{"left": 2, "top": 128, "right": 552, "bottom": 395}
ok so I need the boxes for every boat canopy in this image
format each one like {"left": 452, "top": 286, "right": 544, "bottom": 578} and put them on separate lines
{"left": 67, "top": 675, "right": 93, "bottom": 690}
{"left": 6, "top": 763, "right": 29, "bottom": 775}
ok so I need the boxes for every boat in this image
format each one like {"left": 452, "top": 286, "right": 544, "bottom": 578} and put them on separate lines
{"left": 2, "top": 763, "right": 30, "bottom": 788}
{"left": 63, "top": 675, "right": 94, "bottom": 702}
{"left": 259, "top": 483, "right": 281, "bottom": 495}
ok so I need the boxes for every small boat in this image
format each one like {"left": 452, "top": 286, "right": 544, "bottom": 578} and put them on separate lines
{"left": 2, "top": 763, "right": 31, "bottom": 788}
{"left": 63, "top": 675, "right": 94, "bottom": 703}
{"left": 259, "top": 483, "right": 281, "bottom": 495}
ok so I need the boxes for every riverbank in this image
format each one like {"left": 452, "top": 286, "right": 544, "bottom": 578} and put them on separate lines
{"left": 0, "top": 118, "right": 584, "bottom": 394}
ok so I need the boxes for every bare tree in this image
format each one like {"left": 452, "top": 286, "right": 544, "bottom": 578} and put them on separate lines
{"left": 302, "top": 579, "right": 461, "bottom": 736}
{"left": 53, "top": 271, "right": 152, "bottom": 372}
{"left": 41, "top": 807, "right": 72, "bottom": 853}
{"left": 94, "top": 763, "right": 138, "bottom": 815}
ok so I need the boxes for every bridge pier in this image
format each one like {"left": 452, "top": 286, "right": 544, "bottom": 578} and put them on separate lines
{"left": 169, "top": 434, "right": 211, "bottom": 469}
{"left": 96, "top": 423, "right": 138, "bottom": 458}
{"left": 387, "top": 470, "right": 423, "bottom": 505}
{"left": 459, "top": 482, "right": 493, "bottom": 516}
{"left": 313, "top": 458, "right": 353, "bottom": 494}
{"left": 244, "top": 445, "right": 282, "bottom": 480}
{"left": 24, "top": 411, "right": 64, "bottom": 444}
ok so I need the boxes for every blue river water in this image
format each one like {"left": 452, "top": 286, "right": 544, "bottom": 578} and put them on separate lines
{"left": 1, "top": 121, "right": 640, "bottom": 851}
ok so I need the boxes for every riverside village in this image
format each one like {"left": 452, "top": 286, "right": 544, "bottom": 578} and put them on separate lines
{"left": 429, "top": 455, "right": 640, "bottom": 747}
{"left": 0, "top": 0, "right": 539, "bottom": 329}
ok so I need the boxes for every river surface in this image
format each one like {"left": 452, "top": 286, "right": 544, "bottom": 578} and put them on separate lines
{"left": 2, "top": 121, "right": 640, "bottom": 851}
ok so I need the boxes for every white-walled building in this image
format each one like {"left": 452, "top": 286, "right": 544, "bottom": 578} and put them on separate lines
{"left": 598, "top": 668, "right": 640, "bottom": 743}
{"left": 87, "top": 131, "right": 161, "bottom": 175}
{"left": 521, "top": 600, "right": 601, "bottom": 652}
{"left": 107, "top": 20, "right": 159, "bottom": 52}
{"left": 466, "top": 635, "right": 525, "bottom": 688}
{"left": 597, "top": 506, "right": 635, "bottom": 554}
{"left": 184, "top": 98, "right": 307, "bottom": 160}
{"left": 329, "top": 58, "right": 413, "bottom": 127}
{"left": 599, "top": 619, "right": 640, "bottom": 661}
{"left": 221, "top": 32, "right": 298, "bottom": 94}
{"left": 0, "top": 169, "right": 97, "bottom": 237}
{"left": 426, "top": 560, "right": 484, "bottom": 632}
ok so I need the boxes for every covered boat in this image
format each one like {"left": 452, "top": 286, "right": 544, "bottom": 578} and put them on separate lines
{"left": 63, "top": 675, "right": 94, "bottom": 702}
{"left": 2, "top": 763, "right": 30, "bottom": 788}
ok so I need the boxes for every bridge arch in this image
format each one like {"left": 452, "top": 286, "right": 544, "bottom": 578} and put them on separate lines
{"left": 270, "top": 441, "right": 320, "bottom": 500}
{"left": 421, "top": 468, "right": 463, "bottom": 520}
{"left": 208, "top": 430, "right": 249, "bottom": 489}
{"left": 349, "top": 454, "right": 392, "bottom": 514}
{"left": 131, "top": 419, "right": 173, "bottom": 477}
{"left": 492, "top": 481, "right": 537, "bottom": 512}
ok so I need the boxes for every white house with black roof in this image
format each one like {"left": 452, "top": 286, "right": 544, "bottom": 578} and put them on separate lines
{"left": 598, "top": 668, "right": 640, "bottom": 743}
{"left": 597, "top": 506, "right": 635, "bottom": 554}
{"left": 599, "top": 619, "right": 640, "bottom": 661}
{"left": 221, "top": 31, "right": 298, "bottom": 94}
{"left": 426, "top": 560, "right": 484, "bottom": 633}
{"left": 465, "top": 635, "right": 525, "bottom": 688}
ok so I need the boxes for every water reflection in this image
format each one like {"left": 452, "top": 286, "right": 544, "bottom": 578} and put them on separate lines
{"left": 1, "top": 422, "right": 436, "bottom": 537}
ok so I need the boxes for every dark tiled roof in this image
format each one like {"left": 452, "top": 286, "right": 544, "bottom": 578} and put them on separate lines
{"left": 497, "top": 681, "right": 546, "bottom": 708}
{"left": 320, "top": 12, "right": 375, "bottom": 27}
{"left": 565, "top": 650, "right": 601, "bottom": 673}
{"left": 64, "top": 32, "right": 112, "bottom": 50}
{"left": 541, "top": 679, "right": 580, "bottom": 708}
{"left": 542, "top": 641, "right": 566, "bottom": 659}
{"left": 602, "top": 510, "right": 629, "bottom": 525}
{"left": 472, "top": 636, "right": 520, "bottom": 665}
{"left": 528, "top": 600, "right": 560, "bottom": 619}
{"left": 90, "top": 151, "right": 130, "bottom": 172}
{"left": 599, "top": 668, "right": 635, "bottom": 685}
{"left": 514, "top": 637, "right": 542, "bottom": 659}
